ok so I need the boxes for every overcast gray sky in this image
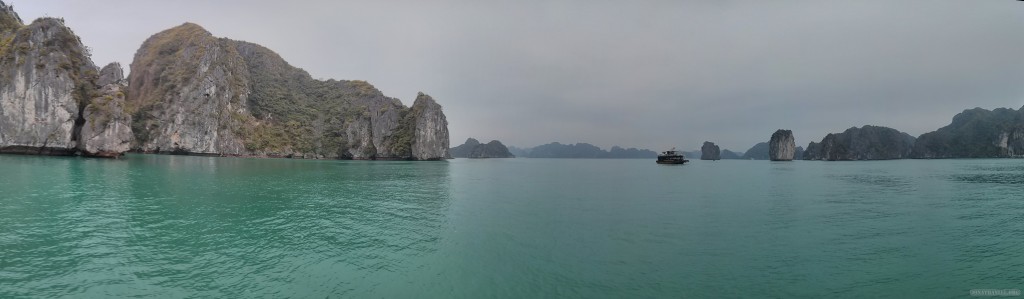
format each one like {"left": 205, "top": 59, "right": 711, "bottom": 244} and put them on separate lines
{"left": 12, "top": 0, "right": 1024, "bottom": 152}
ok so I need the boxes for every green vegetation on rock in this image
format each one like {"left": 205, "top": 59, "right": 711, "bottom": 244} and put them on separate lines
{"left": 126, "top": 23, "right": 449, "bottom": 159}
{"left": 911, "top": 107, "right": 1024, "bottom": 158}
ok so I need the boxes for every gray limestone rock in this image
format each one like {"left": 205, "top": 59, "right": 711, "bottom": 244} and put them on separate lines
{"left": 0, "top": 3, "right": 133, "bottom": 158}
{"left": 127, "top": 23, "right": 450, "bottom": 160}
{"left": 769, "top": 129, "right": 796, "bottom": 161}
{"left": 79, "top": 83, "right": 132, "bottom": 157}
{"left": 128, "top": 23, "right": 249, "bottom": 156}
{"left": 409, "top": 93, "right": 450, "bottom": 160}
{"left": 97, "top": 62, "right": 124, "bottom": 87}
{"left": 0, "top": 17, "right": 92, "bottom": 155}
{"left": 997, "top": 128, "right": 1024, "bottom": 157}
{"left": 344, "top": 115, "right": 375, "bottom": 159}
{"left": 700, "top": 141, "right": 721, "bottom": 160}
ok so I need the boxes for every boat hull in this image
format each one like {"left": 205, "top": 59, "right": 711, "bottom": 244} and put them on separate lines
{"left": 656, "top": 159, "right": 689, "bottom": 164}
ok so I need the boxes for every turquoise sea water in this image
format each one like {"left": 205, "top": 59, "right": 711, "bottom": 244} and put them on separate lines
{"left": 0, "top": 154, "right": 1022, "bottom": 298}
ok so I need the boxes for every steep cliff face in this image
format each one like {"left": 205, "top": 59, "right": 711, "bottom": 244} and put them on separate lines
{"left": 911, "top": 107, "right": 1024, "bottom": 158}
{"left": 804, "top": 125, "right": 915, "bottom": 161}
{"left": 769, "top": 129, "right": 795, "bottom": 161}
{"left": 127, "top": 23, "right": 450, "bottom": 159}
{"left": 408, "top": 93, "right": 450, "bottom": 160}
{"left": 997, "top": 129, "right": 1024, "bottom": 157}
{"left": 128, "top": 23, "right": 248, "bottom": 155}
{"left": 0, "top": 17, "right": 83, "bottom": 154}
{"left": 700, "top": 141, "right": 720, "bottom": 160}
{"left": 78, "top": 63, "right": 132, "bottom": 157}
{"left": 0, "top": 4, "right": 129, "bottom": 157}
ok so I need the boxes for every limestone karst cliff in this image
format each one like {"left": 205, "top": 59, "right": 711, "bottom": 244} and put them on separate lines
{"left": 0, "top": 1, "right": 131, "bottom": 157}
{"left": 769, "top": 130, "right": 796, "bottom": 161}
{"left": 78, "top": 63, "right": 132, "bottom": 157}
{"left": 700, "top": 141, "right": 721, "bottom": 160}
{"left": 408, "top": 93, "right": 450, "bottom": 160}
{"left": 127, "top": 23, "right": 449, "bottom": 160}
{"left": 911, "top": 107, "right": 1024, "bottom": 158}
{"left": 803, "top": 125, "right": 916, "bottom": 161}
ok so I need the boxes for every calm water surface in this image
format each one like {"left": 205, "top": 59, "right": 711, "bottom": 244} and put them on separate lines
{"left": 1, "top": 154, "right": 1022, "bottom": 298}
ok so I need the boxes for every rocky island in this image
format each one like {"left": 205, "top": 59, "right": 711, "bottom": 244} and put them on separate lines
{"left": 803, "top": 125, "right": 915, "bottom": 160}
{"left": 449, "top": 138, "right": 514, "bottom": 158}
{"left": 769, "top": 129, "right": 796, "bottom": 161}
{"left": 127, "top": 23, "right": 448, "bottom": 160}
{"left": 0, "top": 0, "right": 451, "bottom": 160}
{"left": 516, "top": 142, "right": 657, "bottom": 158}
{"left": 700, "top": 141, "right": 721, "bottom": 160}
{"left": 911, "top": 106, "right": 1024, "bottom": 158}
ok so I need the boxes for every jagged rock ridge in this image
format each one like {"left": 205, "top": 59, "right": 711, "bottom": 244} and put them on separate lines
{"left": 449, "top": 138, "right": 481, "bottom": 158}
{"left": 769, "top": 129, "right": 795, "bottom": 161}
{"left": 523, "top": 142, "right": 656, "bottom": 158}
{"left": 0, "top": 1, "right": 131, "bottom": 157}
{"left": 804, "top": 125, "right": 915, "bottom": 160}
{"left": 450, "top": 138, "right": 514, "bottom": 158}
{"left": 911, "top": 106, "right": 1024, "bottom": 158}
{"left": 127, "top": 23, "right": 449, "bottom": 160}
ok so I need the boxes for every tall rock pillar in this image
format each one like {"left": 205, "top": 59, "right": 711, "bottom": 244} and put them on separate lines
{"left": 769, "top": 129, "right": 796, "bottom": 161}
{"left": 700, "top": 141, "right": 721, "bottom": 160}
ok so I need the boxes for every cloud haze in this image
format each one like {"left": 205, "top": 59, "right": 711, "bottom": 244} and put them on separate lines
{"left": 13, "top": 0, "right": 1024, "bottom": 152}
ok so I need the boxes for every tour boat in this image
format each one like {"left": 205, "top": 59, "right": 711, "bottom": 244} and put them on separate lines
{"left": 656, "top": 148, "right": 689, "bottom": 164}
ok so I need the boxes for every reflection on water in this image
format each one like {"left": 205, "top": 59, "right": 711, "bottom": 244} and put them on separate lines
{"left": 952, "top": 161, "right": 1024, "bottom": 184}
{"left": 953, "top": 173, "right": 1024, "bottom": 184}
{"left": 0, "top": 154, "right": 452, "bottom": 298}
{"left": 1, "top": 156, "right": 1023, "bottom": 298}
